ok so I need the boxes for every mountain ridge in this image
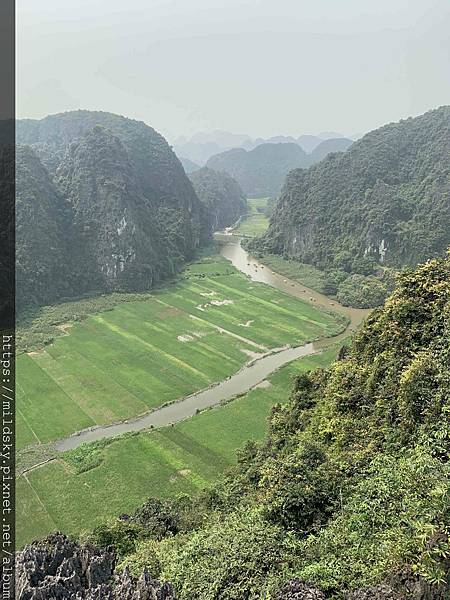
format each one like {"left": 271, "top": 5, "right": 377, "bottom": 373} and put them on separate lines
{"left": 16, "top": 111, "right": 204, "bottom": 310}
{"left": 250, "top": 106, "right": 450, "bottom": 270}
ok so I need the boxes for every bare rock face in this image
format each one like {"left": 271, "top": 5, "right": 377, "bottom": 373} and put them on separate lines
{"left": 277, "top": 577, "right": 449, "bottom": 600}
{"left": 14, "top": 533, "right": 176, "bottom": 600}
{"left": 274, "top": 579, "right": 326, "bottom": 599}
{"left": 345, "top": 584, "right": 402, "bottom": 600}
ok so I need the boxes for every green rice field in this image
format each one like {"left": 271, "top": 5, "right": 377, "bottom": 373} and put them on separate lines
{"left": 17, "top": 346, "right": 339, "bottom": 547}
{"left": 234, "top": 198, "right": 270, "bottom": 237}
{"left": 17, "top": 256, "right": 344, "bottom": 450}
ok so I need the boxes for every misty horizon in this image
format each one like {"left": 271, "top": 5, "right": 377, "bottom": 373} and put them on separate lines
{"left": 17, "top": 0, "right": 449, "bottom": 141}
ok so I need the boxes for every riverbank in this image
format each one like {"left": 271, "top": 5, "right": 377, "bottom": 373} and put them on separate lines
{"left": 17, "top": 247, "right": 346, "bottom": 455}
{"left": 216, "top": 234, "right": 369, "bottom": 331}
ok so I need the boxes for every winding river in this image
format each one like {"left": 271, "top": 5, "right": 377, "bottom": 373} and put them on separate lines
{"left": 53, "top": 236, "right": 369, "bottom": 452}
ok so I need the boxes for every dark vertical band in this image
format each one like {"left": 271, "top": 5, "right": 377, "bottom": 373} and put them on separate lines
{"left": 0, "top": 0, "right": 16, "bottom": 597}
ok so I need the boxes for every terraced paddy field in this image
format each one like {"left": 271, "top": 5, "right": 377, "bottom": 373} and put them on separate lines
{"left": 17, "top": 346, "right": 339, "bottom": 547}
{"left": 17, "top": 256, "right": 345, "bottom": 451}
{"left": 234, "top": 198, "right": 270, "bottom": 237}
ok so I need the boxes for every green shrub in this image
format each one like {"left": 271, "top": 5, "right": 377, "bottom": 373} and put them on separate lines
{"left": 337, "top": 274, "right": 388, "bottom": 308}
{"left": 296, "top": 450, "right": 450, "bottom": 592}
{"left": 160, "top": 509, "right": 296, "bottom": 600}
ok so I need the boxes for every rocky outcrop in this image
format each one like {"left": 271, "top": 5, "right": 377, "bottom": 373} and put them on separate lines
{"left": 345, "top": 585, "right": 402, "bottom": 600}
{"left": 274, "top": 579, "right": 326, "bottom": 599}
{"left": 56, "top": 126, "right": 173, "bottom": 292}
{"left": 276, "top": 578, "right": 449, "bottom": 600}
{"left": 14, "top": 533, "right": 176, "bottom": 599}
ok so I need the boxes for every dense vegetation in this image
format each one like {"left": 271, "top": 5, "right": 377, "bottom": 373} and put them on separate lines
{"left": 249, "top": 106, "right": 450, "bottom": 308}
{"left": 80, "top": 253, "right": 450, "bottom": 598}
{"left": 16, "top": 111, "right": 203, "bottom": 310}
{"left": 188, "top": 167, "right": 248, "bottom": 238}
{"left": 17, "top": 348, "right": 339, "bottom": 548}
{"left": 16, "top": 146, "right": 74, "bottom": 308}
{"left": 251, "top": 107, "right": 449, "bottom": 270}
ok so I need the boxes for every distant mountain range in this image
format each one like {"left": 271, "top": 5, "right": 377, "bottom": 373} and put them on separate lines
{"left": 205, "top": 138, "right": 354, "bottom": 197}
{"left": 174, "top": 130, "right": 359, "bottom": 165}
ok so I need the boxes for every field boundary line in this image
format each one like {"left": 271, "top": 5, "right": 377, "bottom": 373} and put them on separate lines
{"left": 147, "top": 432, "right": 211, "bottom": 489}
{"left": 188, "top": 314, "right": 267, "bottom": 350}
{"left": 22, "top": 474, "right": 58, "bottom": 530}
{"left": 16, "top": 381, "right": 42, "bottom": 445}
{"left": 206, "top": 278, "right": 326, "bottom": 326}
{"left": 26, "top": 354, "right": 96, "bottom": 429}
{"left": 144, "top": 320, "right": 240, "bottom": 366}
{"left": 66, "top": 345, "right": 150, "bottom": 410}
{"left": 135, "top": 312, "right": 242, "bottom": 366}
{"left": 21, "top": 457, "right": 57, "bottom": 476}
{"left": 93, "top": 315, "right": 211, "bottom": 383}
{"left": 155, "top": 289, "right": 261, "bottom": 338}
{"left": 32, "top": 350, "right": 101, "bottom": 426}
{"left": 17, "top": 406, "right": 41, "bottom": 445}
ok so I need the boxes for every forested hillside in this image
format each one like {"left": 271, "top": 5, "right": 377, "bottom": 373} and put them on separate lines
{"left": 248, "top": 106, "right": 450, "bottom": 307}
{"left": 253, "top": 107, "right": 449, "bottom": 269}
{"left": 16, "top": 146, "right": 73, "bottom": 308}
{"left": 206, "top": 137, "right": 355, "bottom": 198}
{"left": 16, "top": 111, "right": 204, "bottom": 310}
{"left": 207, "top": 143, "right": 309, "bottom": 197}
{"left": 189, "top": 167, "right": 248, "bottom": 238}
{"left": 17, "top": 253, "right": 450, "bottom": 599}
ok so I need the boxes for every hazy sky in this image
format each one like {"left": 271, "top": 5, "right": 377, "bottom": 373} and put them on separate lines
{"left": 17, "top": 0, "right": 450, "bottom": 141}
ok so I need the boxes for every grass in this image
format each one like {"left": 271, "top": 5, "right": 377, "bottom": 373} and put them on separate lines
{"left": 17, "top": 255, "right": 345, "bottom": 450}
{"left": 17, "top": 346, "right": 340, "bottom": 547}
{"left": 255, "top": 253, "right": 330, "bottom": 294}
{"left": 234, "top": 198, "right": 270, "bottom": 237}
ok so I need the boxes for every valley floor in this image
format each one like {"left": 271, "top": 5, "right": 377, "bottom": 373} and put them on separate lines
{"left": 232, "top": 197, "right": 270, "bottom": 237}
{"left": 16, "top": 251, "right": 347, "bottom": 546}
{"left": 17, "top": 256, "right": 341, "bottom": 450}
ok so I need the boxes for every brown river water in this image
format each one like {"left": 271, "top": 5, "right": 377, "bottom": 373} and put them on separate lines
{"left": 54, "top": 236, "right": 369, "bottom": 452}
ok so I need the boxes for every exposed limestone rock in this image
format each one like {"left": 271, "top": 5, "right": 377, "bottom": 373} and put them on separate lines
{"left": 345, "top": 585, "right": 402, "bottom": 600}
{"left": 274, "top": 579, "right": 326, "bottom": 599}
{"left": 14, "top": 533, "right": 176, "bottom": 600}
